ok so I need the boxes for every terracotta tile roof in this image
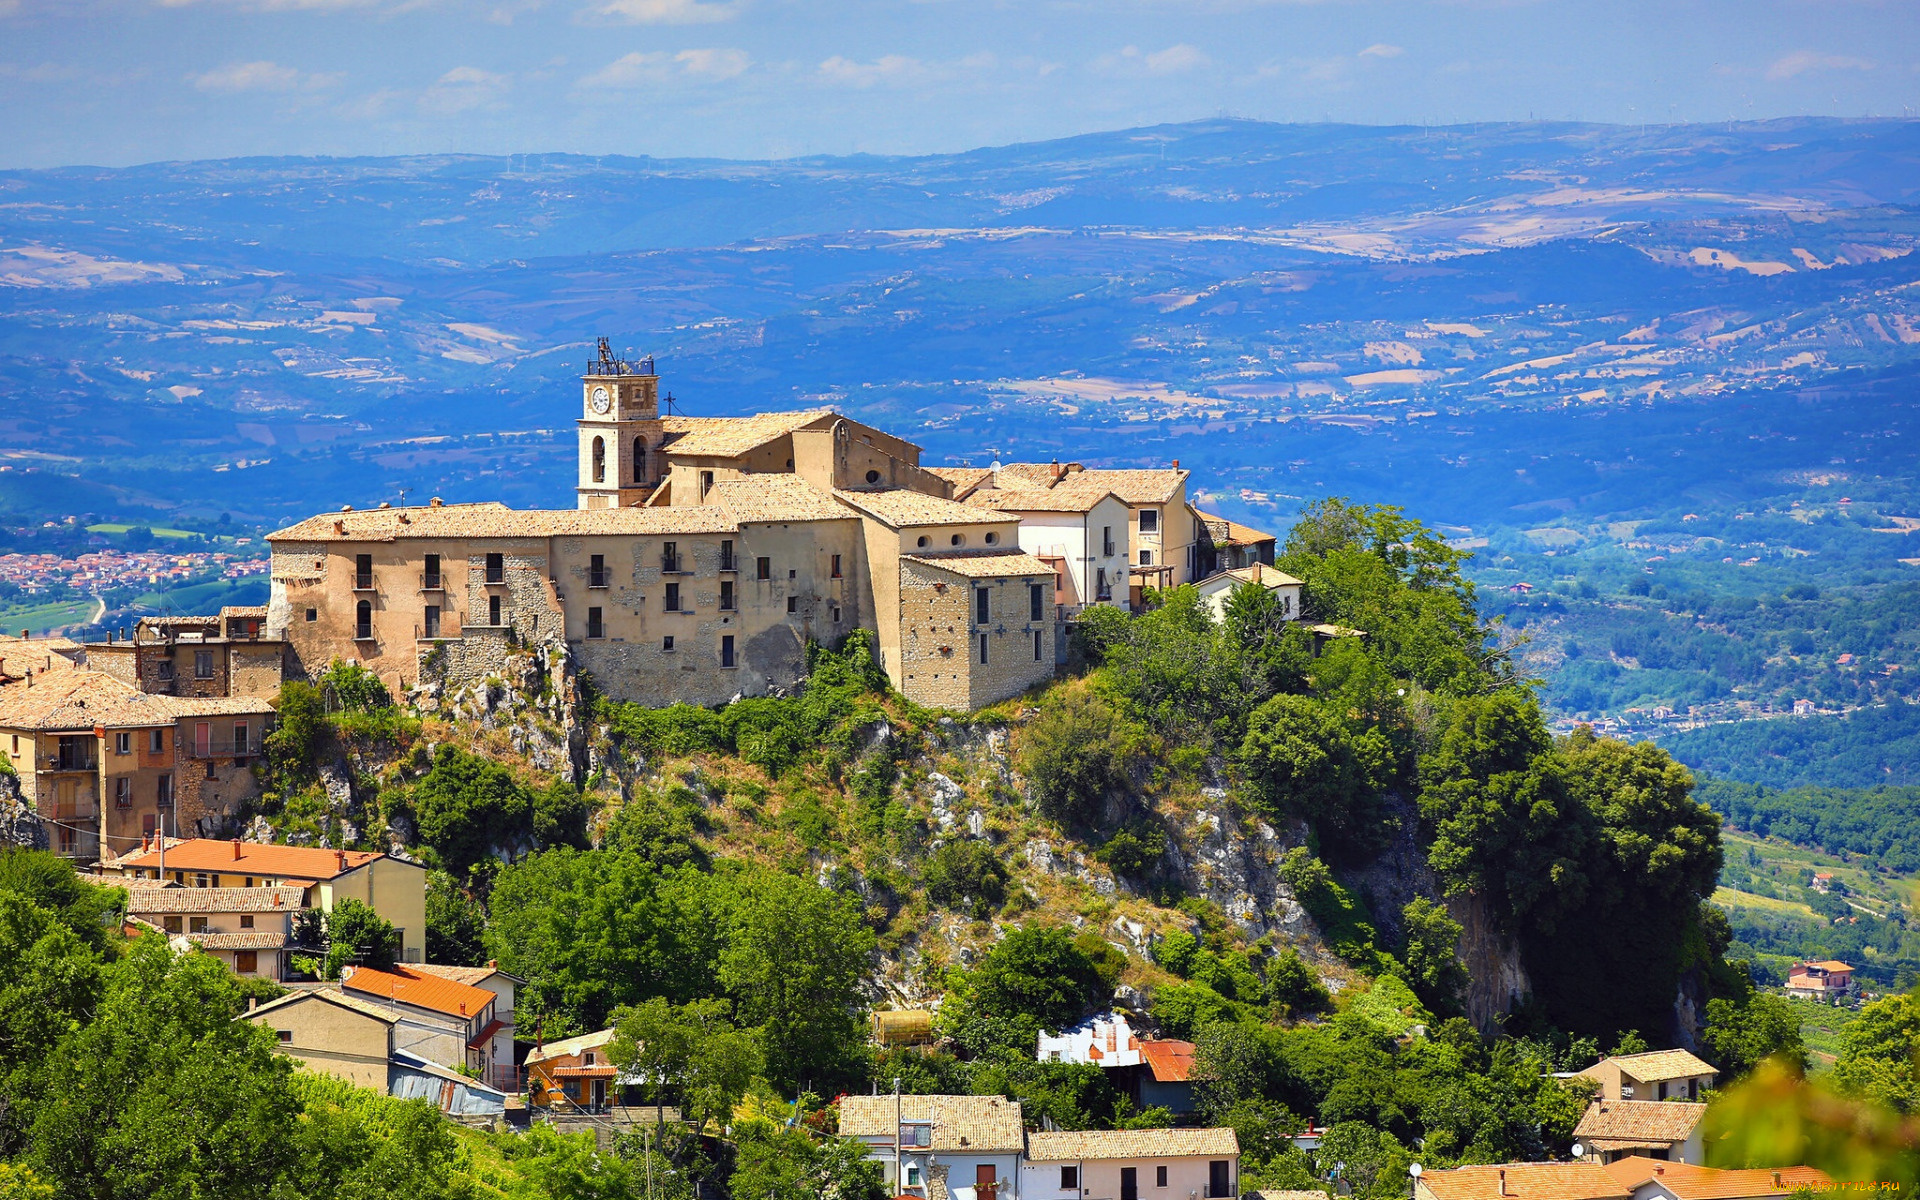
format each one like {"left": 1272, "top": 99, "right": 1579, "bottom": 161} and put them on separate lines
{"left": 1419, "top": 1163, "right": 1630, "bottom": 1200}
{"left": 1600, "top": 1160, "right": 1830, "bottom": 1199}
{"left": 991, "top": 463, "right": 1072, "bottom": 491}
{"left": 902, "top": 550, "right": 1056, "bottom": 579}
{"left": 1067, "top": 468, "right": 1188, "bottom": 505}
{"left": 1193, "top": 509, "right": 1278, "bottom": 547}
{"left": 1587, "top": 1050, "right": 1717, "bottom": 1084}
{"left": 967, "top": 486, "right": 1124, "bottom": 514}
{"left": 838, "top": 1094, "right": 1025, "bottom": 1153}
{"left": 925, "top": 466, "right": 995, "bottom": 499}
{"left": 835, "top": 489, "right": 1015, "bottom": 529}
{"left": 269, "top": 501, "right": 741, "bottom": 543}
{"left": 187, "top": 930, "right": 289, "bottom": 950}
{"left": 108, "top": 838, "right": 390, "bottom": 881}
{"left": 551, "top": 1064, "right": 619, "bottom": 1078}
{"left": 658, "top": 410, "right": 834, "bottom": 458}
{"left": 1574, "top": 1100, "right": 1705, "bottom": 1145}
{"left": 708, "top": 475, "right": 853, "bottom": 524}
{"left": 245, "top": 986, "right": 400, "bottom": 1026}
{"left": 124, "top": 885, "right": 308, "bottom": 913}
{"left": 342, "top": 964, "right": 495, "bottom": 1020}
{"left": 410, "top": 963, "right": 521, "bottom": 987}
{"left": 1800, "top": 960, "right": 1851, "bottom": 972}
{"left": 1201, "top": 563, "right": 1303, "bottom": 590}
{"left": 0, "top": 636, "right": 86, "bottom": 681}
{"left": 0, "top": 667, "right": 263, "bottom": 732}
{"left": 1141, "top": 1039, "right": 1196, "bottom": 1083}
{"left": 1025, "top": 1127, "right": 1236, "bottom": 1161}
{"left": 526, "top": 1028, "right": 617, "bottom": 1066}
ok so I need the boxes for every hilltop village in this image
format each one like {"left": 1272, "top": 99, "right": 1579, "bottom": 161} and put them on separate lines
{"left": 0, "top": 353, "right": 1882, "bottom": 1197}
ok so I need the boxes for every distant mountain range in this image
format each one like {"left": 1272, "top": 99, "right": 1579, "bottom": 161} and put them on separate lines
{"left": 1, "top": 116, "right": 1917, "bottom": 533}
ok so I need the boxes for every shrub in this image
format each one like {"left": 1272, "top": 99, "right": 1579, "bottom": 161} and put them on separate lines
{"left": 1018, "top": 688, "right": 1143, "bottom": 825}
{"left": 969, "top": 925, "right": 1109, "bottom": 1034}
{"left": 924, "top": 841, "right": 1010, "bottom": 920}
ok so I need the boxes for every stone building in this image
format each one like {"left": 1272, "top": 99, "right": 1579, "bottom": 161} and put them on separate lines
{"left": 266, "top": 358, "right": 1270, "bottom": 713}
{"left": 85, "top": 608, "right": 285, "bottom": 701}
{"left": 0, "top": 651, "right": 272, "bottom": 862}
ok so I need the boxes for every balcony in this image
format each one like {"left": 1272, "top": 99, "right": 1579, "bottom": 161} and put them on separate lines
{"left": 718, "top": 552, "right": 738, "bottom": 572}
{"left": 660, "top": 554, "right": 687, "bottom": 574}
{"left": 46, "top": 751, "right": 96, "bottom": 773}
{"left": 588, "top": 568, "right": 610, "bottom": 588}
{"left": 188, "top": 737, "right": 262, "bottom": 760}
{"left": 420, "top": 573, "right": 444, "bottom": 592}
{"left": 352, "top": 573, "right": 377, "bottom": 592}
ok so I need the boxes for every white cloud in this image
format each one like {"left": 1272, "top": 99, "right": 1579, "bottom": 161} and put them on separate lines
{"left": 419, "top": 64, "right": 509, "bottom": 113}
{"left": 591, "top": 0, "right": 735, "bottom": 24}
{"left": 1093, "top": 43, "right": 1210, "bottom": 76}
{"left": 1359, "top": 43, "right": 1404, "bottom": 58}
{"left": 580, "top": 47, "right": 749, "bottom": 87}
{"left": 1766, "top": 50, "right": 1873, "bottom": 80}
{"left": 190, "top": 60, "right": 339, "bottom": 92}
{"left": 818, "top": 54, "right": 926, "bottom": 88}
{"left": 159, "top": 0, "right": 386, "bottom": 10}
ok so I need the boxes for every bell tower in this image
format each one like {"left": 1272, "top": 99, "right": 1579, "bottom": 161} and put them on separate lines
{"left": 577, "top": 339, "right": 666, "bottom": 510}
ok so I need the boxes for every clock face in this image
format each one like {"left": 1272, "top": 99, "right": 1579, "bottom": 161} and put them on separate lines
{"left": 590, "top": 385, "right": 612, "bottom": 414}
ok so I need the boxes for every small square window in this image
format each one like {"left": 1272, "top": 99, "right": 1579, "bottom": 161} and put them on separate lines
{"left": 305, "top": 607, "right": 317, "bottom": 622}
{"left": 115, "top": 732, "right": 131, "bottom": 755}
{"left": 240, "top": 915, "right": 255, "bottom": 929}
{"left": 662, "top": 636, "right": 675, "bottom": 651}
{"left": 189, "top": 916, "right": 209, "bottom": 934}
{"left": 787, "top": 596, "right": 797, "bottom": 614}
{"left": 832, "top": 606, "right": 842, "bottom": 623}
{"left": 277, "top": 1029, "right": 293, "bottom": 1043}
{"left": 163, "top": 915, "right": 182, "bottom": 934}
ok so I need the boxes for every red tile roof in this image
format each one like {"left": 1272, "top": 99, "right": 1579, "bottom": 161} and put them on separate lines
{"left": 342, "top": 964, "right": 495, "bottom": 1020}
{"left": 1142, "top": 1039, "right": 1196, "bottom": 1083}
{"left": 1600, "top": 1159, "right": 1830, "bottom": 1199}
{"left": 109, "top": 838, "right": 395, "bottom": 881}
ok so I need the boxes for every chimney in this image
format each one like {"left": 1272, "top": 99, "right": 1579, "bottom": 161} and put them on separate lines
{"left": 232, "top": 838, "right": 242, "bottom": 860}
{"left": 333, "top": 520, "right": 346, "bottom": 535}
{"left": 1498, "top": 1170, "right": 1507, "bottom": 1197}
{"left": 488, "top": 959, "right": 497, "bottom": 969}
{"left": 1655, "top": 1168, "right": 1664, "bottom": 1177}
{"left": 1172, "top": 459, "right": 1180, "bottom": 469}
{"left": 1773, "top": 1175, "right": 1783, "bottom": 1190}
{"left": 249, "top": 996, "right": 258, "bottom": 1012}
{"left": 460, "top": 1002, "right": 468, "bottom": 1016}
{"left": 340, "top": 504, "right": 353, "bottom": 513}
{"left": 335, "top": 850, "right": 348, "bottom": 872}
{"left": 377, "top": 501, "right": 391, "bottom": 509}
{"left": 430, "top": 496, "right": 443, "bottom": 508}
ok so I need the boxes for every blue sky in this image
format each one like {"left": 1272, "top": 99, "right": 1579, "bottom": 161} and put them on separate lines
{"left": 1, "top": 0, "right": 1914, "bottom": 167}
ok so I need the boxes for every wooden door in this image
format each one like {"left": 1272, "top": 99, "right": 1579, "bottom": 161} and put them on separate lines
{"left": 975, "top": 1164, "right": 997, "bottom": 1200}
{"left": 1121, "top": 1167, "right": 1138, "bottom": 1200}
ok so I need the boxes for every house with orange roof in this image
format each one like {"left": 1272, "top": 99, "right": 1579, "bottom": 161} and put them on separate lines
{"left": 1785, "top": 960, "right": 1853, "bottom": 1001}
{"left": 1573, "top": 1100, "right": 1707, "bottom": 1165}
{"left": 410, "top": 961, "right": 522, "bottom": 1091}
{"left": 1599, "top": 1158, "right": 1830, "bottom": 1200}
{"left": 340, "top": 963, "right": 505, "bottom": 1081}
{"left": 1415, "top": 1162, "right": 1630, "bottom": 1200}
{"left": 1576, "top": 1050, "right": 1716, "bottom": 1103}
{"left": 100, "top": 837, "right": 427, "bottom": 963}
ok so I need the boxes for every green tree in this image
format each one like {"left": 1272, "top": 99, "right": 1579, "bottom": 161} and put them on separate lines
{"left": 1703, "top": 992, "right": 1808, "bottom": 1080}
{"left": 729, "top": 1119, "right": 887, "bottom": 1200}
{"left": 968, "top": 925, "right": 1108, "bottom": 1036}
{"left": 1398, "top": 897, "right": 1468, "bottom": 1018}
{"left": 609, "top": 997, "right": 762, "bottom": 1133}
{"left": 719, "top": 870, "right": 874, "bottom": 1091}
{"left": 323, "top": 898, "right": 397, "bottom": 980}
{"left": 924, "top": 841, "right": 1010, "bottom": 920}
{"left": 501, "top": 1123, "right": 639, "bottom": 1200}
{"left": 1018, "top": 688, "right": 1143, "bottom": 825}
{"left": 1833, "top": 990, "right": 1920, "bottom": 1114}
{"left": 424, "top": 870, "right": 487, "bottom": 967}
{"left": 0, "top": 848, "right": 124, "bottom": 950}
{"left": 263, "top": 679, "right": 328, "bottom": 791}
{"left": 1239, "top": 696, "right": 1385, "bottom": 852}
{"left": 413, "top": 746, "right": 538, "bottom": 876}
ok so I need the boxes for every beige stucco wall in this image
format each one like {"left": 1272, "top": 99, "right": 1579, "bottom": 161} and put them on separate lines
{"left": 1079, "top": 1155, "right": 1237, "bottom": 1200}
{"left": 250, "top": 997, "right": 393, "bottom": 1092}
{"left": 324, "top": 859, "right": 428, "bottom": 963}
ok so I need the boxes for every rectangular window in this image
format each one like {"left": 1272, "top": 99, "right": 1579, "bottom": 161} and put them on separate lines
{"left": 832, "top": 606, "right": 842, "bottom": 624}
{"left": 423, "top": 553, "right": 441, "bottom": 589}
{"left": 1157, "top": 1166, "right": 1168, "bottom": 1188}
{"left": 699, "top": 470, "right": 714, "bottom": 499}
{"left": 1061, "top": 1168, "right": 1078, "bottom": 1191}
{"left": 234, "top": 722, "right": 249, "bottom": 754}
{"left": 189, "top": 916, "right": 209, "bottom": 933}
{"left": 354, "top": 553, "right": 373, "bottom": 589}
{"left": 586, "top": 607, "right": 604, "bottom": 639}
{"left": 235, "top": 950, "right": 258, "bottom": 974}
{"left": 787, "top": 596, "right": 797, "bottom": 614}
{"left": 277, "top": 1029, "right": 292, "bottom": 1044}
{"left": 485, "top": 552, "right": 504, "bottom": 583}
{"left": 975, "top": 587, "right": 990, "bottom": 625}
{"left": 661, "top": 636, "right": 675, "bottom": 652}
{"left": 488, "top": 594, "right": 503, "bottom": 626}
{"left": 1029, "top": 582, "right": 1044, "bottom": 621}
{"left": 589, "top": 553, "right": 607, "bottom": 587}
{"left": 664, "top": 583, "right": 681, "bottom": 612}
{"left": 720, "top": 539, "right": 735, "bottom": 571}
{"left": 1033, "top": 630, "right": 1043, "bottom": 661}
{"left": 1140, "top": 549, "right": 1153, "bottom": 566}
{"left": 423, "top": 605, "right": 440, "bottom": 639}
{"left": 1102, "top": 525, "right": 1114, "bottom": 557}
{"left": 305, "top": 607, "right": 316, "bottom": 623}
{"left": 115, "top": 732, "right": 131, "bottom": 755}
{"left": 150, "top": 729, "right": 165, "bottom": 754}
{"left": 662, "top": 541, "right": 680, "bottom": 573}
{"left": 115, "top": 777, "right": 132, "bottom": 808}
{"left": 240, "top": 914, "right": 255, "bottom": 929}
{"left": 193, "top": 873, "right": 209, "bottom": 890}
{"left": 721, "top": 635, "right": 736, "bottom": 668}
{"left": 720, "top": 581, "right": 735, "bottom": 611}
{"left": 194, "top": 722, "right": 211, "bottom": 758}
{"left": 1139, "top": 509, "right": 1159, "bottom": 533}
{"left": 163, "top": 916, "right": 183, "bottom": 934}
{"left": 194, "top": 650, "right": 214, "bottom": 679}
{"left": 831, "top": 554, "right": 842, "bottom": 578}
{"left": 978, "top": 633, "right": 988, "bottom": 665}
{"left": 756, "top": 556, "right": 771, "bottom": 580}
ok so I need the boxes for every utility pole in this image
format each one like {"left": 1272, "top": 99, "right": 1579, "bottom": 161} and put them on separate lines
{"left": 894, "top": 1076, "right": 903, "bottom": 1196}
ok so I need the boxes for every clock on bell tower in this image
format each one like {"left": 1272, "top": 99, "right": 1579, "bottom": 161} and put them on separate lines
{"left": 576, "top": 340, "right": 666, "bottom": 510}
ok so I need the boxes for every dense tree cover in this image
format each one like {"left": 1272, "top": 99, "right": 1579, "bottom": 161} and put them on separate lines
{"left": 609, "top": 998, "right": 761, "bottom": 1132}
{"left": 1697, "top": 777, "right": 1920, "bottom": 871}
{"left": 403, "top": 745, "right": 589, "bottom": 876}
{"left": 1831, "top": 989, "right": 1920, "bottom": 1115}
{"left": 1666, "top": 705, "right": 1920, "bottom": 789}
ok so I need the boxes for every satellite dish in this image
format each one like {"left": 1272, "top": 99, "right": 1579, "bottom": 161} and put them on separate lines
{"left": 1409, "top": 1165, "right": 1423, "bottom": 1179}
{"left": 1571, "top": 1144, "right": 1585, "bottom": 1159}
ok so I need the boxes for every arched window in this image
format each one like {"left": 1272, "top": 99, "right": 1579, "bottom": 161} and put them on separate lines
{"left": 633, "top": 437, "right": 646, "bottom": 482}
{"left": 354, "top": 599, "right": 372, "bottom": 640}
{"left": 591, "top": 437, "right": 605, "bottom": 483}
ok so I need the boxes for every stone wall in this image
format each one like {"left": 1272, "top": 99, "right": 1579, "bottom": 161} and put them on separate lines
{"left": 895, "top": 560, "right": 1055, "bottom": 711}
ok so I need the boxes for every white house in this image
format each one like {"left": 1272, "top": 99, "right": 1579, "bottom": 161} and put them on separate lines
{"left": 964, "top": 487, "right": 1133, "bottom": 619}
{"left": 1195, "top": 563, "right": 1304, "bottom": 625}
{"left": 1020, "top": 1128, "right": 1240, "bottom": 1200}
{"left": 840, "top": 1094, "right": 1026, "bottom": 1200}
{"left": 1573, "top": 1100, "right": 1707, "bottom": 1165}
{"left": 1037, "top": 1012, "right": 1145, "bottom": 1068}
